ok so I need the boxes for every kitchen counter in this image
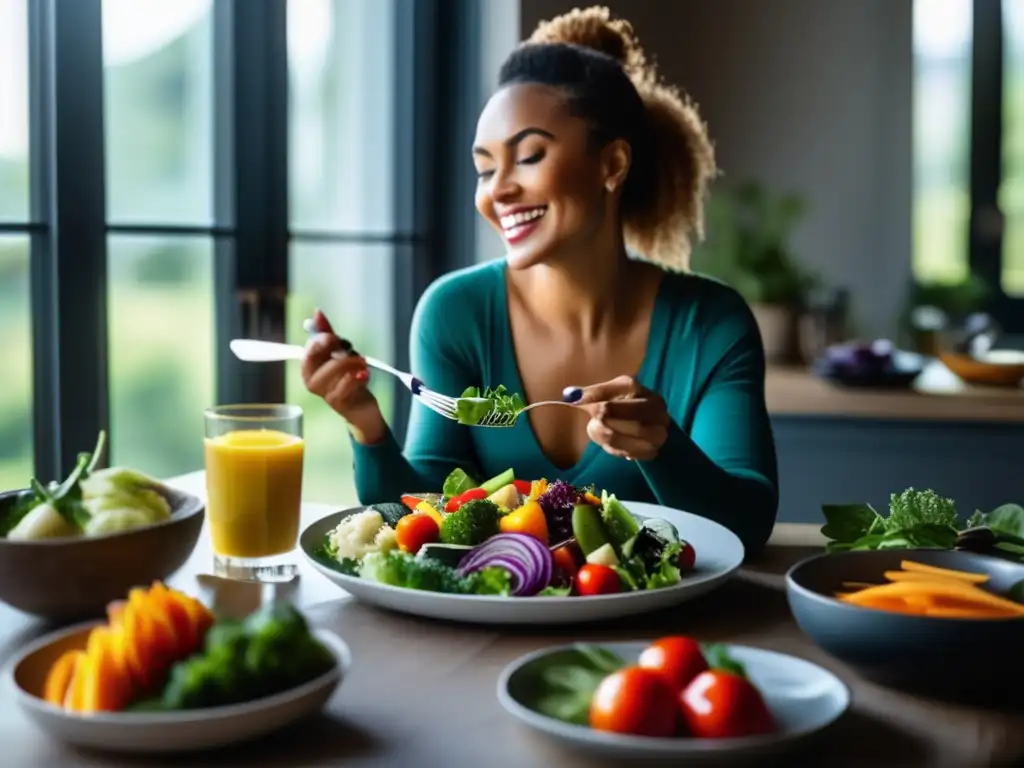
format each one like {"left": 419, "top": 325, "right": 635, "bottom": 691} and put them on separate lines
{"left": 766, "top": 362, "right": 1024, "bottom": 422}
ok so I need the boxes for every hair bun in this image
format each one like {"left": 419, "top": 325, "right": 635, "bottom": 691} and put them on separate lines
{"left": 527, "top": 6, "right": 650, "bottom": 82}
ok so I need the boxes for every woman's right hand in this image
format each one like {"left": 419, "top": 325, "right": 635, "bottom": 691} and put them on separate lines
{"left": 301, "top": 309, "right": 387, "bottom": 444}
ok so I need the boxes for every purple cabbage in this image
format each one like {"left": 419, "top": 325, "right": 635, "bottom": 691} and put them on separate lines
{"left": 537, "top": 480, "right": 584, "bottom": 543}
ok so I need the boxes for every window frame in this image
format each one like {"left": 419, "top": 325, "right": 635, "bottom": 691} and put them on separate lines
{"left": 970, "top": 0, "right": 1024, "bottom": 332}
{"left": 10, "top": 0, "right": 480, "bottom": 482}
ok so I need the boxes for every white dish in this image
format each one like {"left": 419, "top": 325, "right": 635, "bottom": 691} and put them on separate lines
{"left": 300, "top": 501, "right": 745, "bottom": 625}
{"left": 6, "top": 622, "right": 350, "bottom": 754}
{"left": 497, "top": 641, "right": 850, "bottom": 762}
{"left": 979, "top": 349, "right": 1024, "bottom": 365}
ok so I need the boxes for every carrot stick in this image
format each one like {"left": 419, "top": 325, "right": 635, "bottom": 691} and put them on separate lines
{"left": 838, "top": 580, "right": 1024, "bottom": 614}
{"left": 898, "top": 560, "right": 989, "bottom": 584}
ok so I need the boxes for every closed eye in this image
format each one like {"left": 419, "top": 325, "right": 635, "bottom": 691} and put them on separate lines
{"left": 476, "top": 169, "right": 494, "bottom": 181}
{"left": 519, "top": 151, "right": 544, "bottom": 165}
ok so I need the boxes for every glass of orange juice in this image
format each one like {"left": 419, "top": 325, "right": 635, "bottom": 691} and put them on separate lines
{"left": 204, "top": 404, "right": 304, "bottom": 582}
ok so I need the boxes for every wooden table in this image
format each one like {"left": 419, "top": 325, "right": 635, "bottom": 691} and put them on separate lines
{"left": 1, "top": 473, "right": 1022, "bottom": 767}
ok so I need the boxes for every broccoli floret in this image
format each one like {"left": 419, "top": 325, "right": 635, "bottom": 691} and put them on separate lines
{"left": 360, "top": 550, "right": 470, "bottom": 593}
{"left": 160, "top": 603, "right": 335, "bottom": 710}
{"left": 472, "top": 566, "right": 513, "bottom": 595}
{"left": 439, "top": 498, "right": 501, "bottom": 546}
{"left": 886, "top": 488, "right": 958, "bottom": 531}
{"left": 358, "top": 550, "right": 512, "bottom": 595}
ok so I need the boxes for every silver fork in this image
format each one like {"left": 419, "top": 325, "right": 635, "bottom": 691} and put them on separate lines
{"left": 472, "top": 387, "right": 583, "bottom": 427}
{"left": 297, "top": 319, "right": 583, "bottom": 427}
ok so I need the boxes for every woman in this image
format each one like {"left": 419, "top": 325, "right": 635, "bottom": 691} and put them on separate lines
{"left": 302, "top": 7, "right": 778, "bottom": 553}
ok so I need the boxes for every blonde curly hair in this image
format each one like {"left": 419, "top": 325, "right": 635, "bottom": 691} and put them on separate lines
{"left": 501, "top": 6, "right": 717, "bottom": 271}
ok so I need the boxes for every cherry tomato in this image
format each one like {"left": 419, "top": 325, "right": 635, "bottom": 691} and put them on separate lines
{"left": 512, "top": 479, "right": 533, "bottom": 495}
{"left": 589, "top": 666, "right": 679, "bottom": 737}
{"left": 677, "top": 541, "right": 696, "bottom": 572}
{"left": 394, "top": 513, "right": 440, "bottom": 554}
{"left": 444, "top": 487, "right": 488, "bottom": 512}
{"left": 638, "top": 636, "right": 708, "bottom": 691}
{"left": 679, "top": 670, "right": 775, "bottom": 739}
{"left": 551, "top": 545, "right": 580, "bottom": 583}
{"left": 575, "top": 564, "right": 620, "bottom": 596}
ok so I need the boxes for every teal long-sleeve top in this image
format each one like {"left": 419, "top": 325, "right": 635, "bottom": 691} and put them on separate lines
{"left": 352, "top": 260, "right": 779, "bottom": 554}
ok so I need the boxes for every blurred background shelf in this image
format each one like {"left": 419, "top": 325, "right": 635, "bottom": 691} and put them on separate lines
{"left": 766, "top": 362, "right": 1024, "bottom": 423}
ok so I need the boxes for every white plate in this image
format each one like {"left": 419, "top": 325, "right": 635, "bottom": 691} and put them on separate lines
{"left": 6, "top": 622, "right": 350, "bottom": 754}
{"left": 498, "top": 641, "right": 850, "bottom": 762}
{"left": 300, "top": 501, "right": 745, "bottom": 625}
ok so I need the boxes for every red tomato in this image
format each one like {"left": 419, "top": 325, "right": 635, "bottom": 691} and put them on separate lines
{"left": 677, "top": 541, "right": 696, "bottom": 572}
{"left": 444, "top": 487, "right": 488, "bottom": 512}
{"left": 638, "top": 636, "right": 708, "bottom": 691}
{"left": 394, "top": 513, "right": 440, "bottom": 554}
{"left": 679, "top": 670, "right": 775, "bottom": 739}
{"left": 512, "top": 479, "right": 532, "bottom": 495}
{"left": 575, "top": 564, "right": 620, "bottom": 596}
{"left": 551, "top": 545, "right": 580, "bottom": 582}
{"left": 589, "top": 667, "right": 679, "bottom": 737}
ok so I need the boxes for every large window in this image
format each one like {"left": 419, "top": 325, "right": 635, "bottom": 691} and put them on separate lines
{"left": 912, "top": 0, "right": 973, "bottom": 287}
{"left": 913, "top": 0, "right": 1024, "bottom": 330}
{"left": 285, "top": 0, "right": 399, "bottom": 503}
{"left": 0, "top": 0, "right": 32, "bottom": 491}
{"left": 103, "top": 0, "right": 216, "bottom": 479}
{"left": 3, "top": 0, "right": 473, "bottom": 506}
{"left": 1001, "top": 0, "right": 1024, "bottom": 295}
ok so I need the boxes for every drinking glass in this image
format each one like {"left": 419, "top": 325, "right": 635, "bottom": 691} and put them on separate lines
{"left": 203, "top": 404, "right": 304, "bottom": 582}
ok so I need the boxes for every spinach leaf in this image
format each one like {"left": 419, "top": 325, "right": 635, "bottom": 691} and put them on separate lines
{"left": 530, "top": 645, "right": 626, "bottom": 725}
{"left": 972, "top": 504, "right": 1024, "bottom": 539}
{"left": 702, "top": 643, "right": 748, "bottom": 678}
{"left": 820, "top": 503, "right": 884, "bottom": 544}
{"left": 0, "top": 491, "right": 41, "bottom": 537}
{"left": 442, "top": 468, "right": 477, "bottom": 498}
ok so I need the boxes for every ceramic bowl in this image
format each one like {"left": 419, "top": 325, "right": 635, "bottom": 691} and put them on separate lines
{"left": 939, "top": 349, "right": 1024, "bottom": 387}
{"left": 0, "top": 487, "right": 204, "bottom": 620}
{"left": 6, "top": 620, "right": 349, "bottom": 753}
{"left": 498, "top": 641, "right": 850, "bottom": 764}
{"left": 786, "top": 548, "right": 1024, "bottom": 702}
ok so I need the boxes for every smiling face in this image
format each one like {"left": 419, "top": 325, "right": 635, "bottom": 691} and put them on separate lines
{"left": 472, "top": 83, "right": 624, "bottom": 270}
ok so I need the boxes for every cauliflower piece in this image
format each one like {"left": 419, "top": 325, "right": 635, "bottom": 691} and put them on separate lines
{"left": 374, "top": 524, "right": 398, "bottom": 554}
{"left": 327, "top": 509, "right": 396, "bottom": 561}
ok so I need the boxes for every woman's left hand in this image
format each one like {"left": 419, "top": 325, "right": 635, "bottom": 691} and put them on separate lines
{"left": 572, "top": 375, "right": 670, "bottom": 461}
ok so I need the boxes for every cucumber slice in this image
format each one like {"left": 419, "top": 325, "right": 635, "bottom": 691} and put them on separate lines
{"left": 600, "top": 491, "right": 640, "bottom": 546}
{"left": 479, "top": 468, "right": 514, "bottom": 495}
{"left": 586, "top": 542, "right": 620, "bottom": 567}
{"left": 572, "top": 503, "right": 611, "bottom": 556}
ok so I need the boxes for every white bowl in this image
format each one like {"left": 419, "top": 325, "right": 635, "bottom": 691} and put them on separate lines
{"left": 498, "top": 641, "right": 850, "bottom": 763}
{"left": 301, "top": 501, "right": 745, "bottom": 625}
{"left": 6, "top": 621, "right": 350, "bottom": 754}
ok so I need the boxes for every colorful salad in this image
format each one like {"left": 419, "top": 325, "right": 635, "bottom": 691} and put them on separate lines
{"left": 315, "top": 467, "right": 697, "bottom": 598}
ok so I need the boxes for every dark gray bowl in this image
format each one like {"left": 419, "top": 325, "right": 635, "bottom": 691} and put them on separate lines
{"left": 786, "top": 548, "right": 1024, "bottom": 705}
{"left": 0, "top": 486, "right": 205, "bottom": 621}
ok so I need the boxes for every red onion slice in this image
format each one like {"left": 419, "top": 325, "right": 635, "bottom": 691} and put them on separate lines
{"left": 456, "top": 533, "right": 553, "bottom": 596}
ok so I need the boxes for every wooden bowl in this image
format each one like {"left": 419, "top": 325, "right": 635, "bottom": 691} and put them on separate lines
{"left": 939, "top": 350, "right": 1024, "bottom": 387}
{"left": 0, "top": 487, "right": 204, "bottom": 620}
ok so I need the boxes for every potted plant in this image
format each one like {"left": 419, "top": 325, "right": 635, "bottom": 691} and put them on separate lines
{"left": 690, "top": 180, "right": 816, "bottom": 363}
